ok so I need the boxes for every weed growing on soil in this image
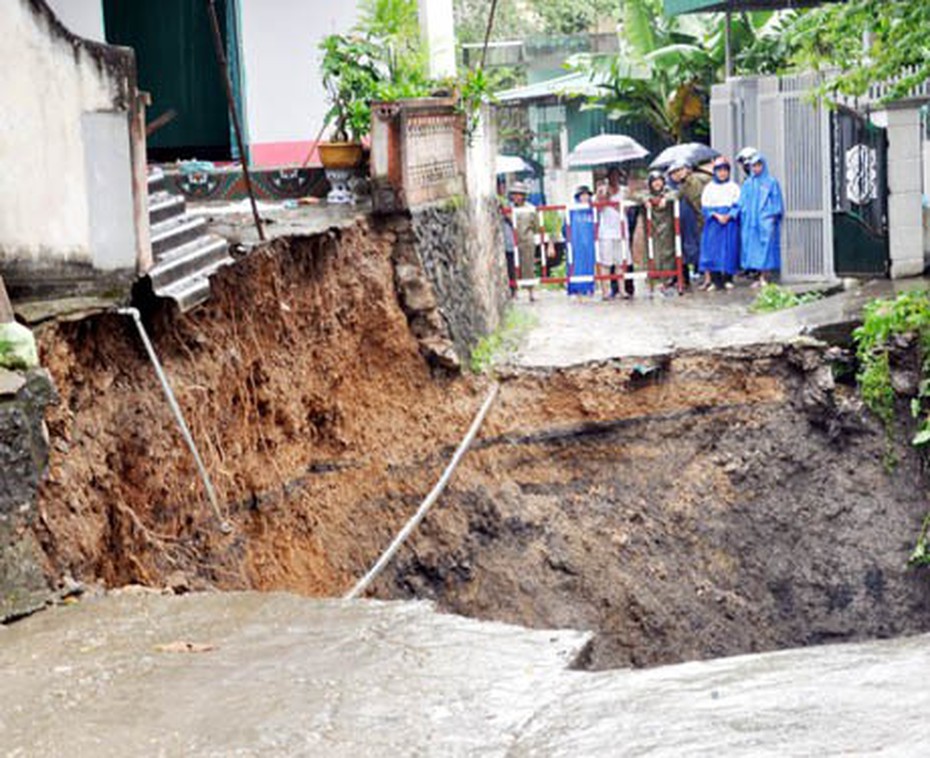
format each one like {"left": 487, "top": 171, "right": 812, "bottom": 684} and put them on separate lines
{"left": 469, "top": 308, "right": 537, "bottom": 373}
{"left": 853, "top": 289, "right": 930, "bottom": 565}
{"left": 750, "top": 283, "right": 823, "bottom": 313}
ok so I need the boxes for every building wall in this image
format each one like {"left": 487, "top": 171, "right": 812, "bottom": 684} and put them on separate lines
{"left": 239, "top": 0, "right": 358, "bottom": 166}
{"left": 43, "top": 0, "right": 104, "bottom": 42}
{"left": 0, "top": 0, "right": 142, "bottom": 297}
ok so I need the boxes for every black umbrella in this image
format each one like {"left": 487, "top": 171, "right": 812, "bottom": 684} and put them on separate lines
{"left": 650, "top": 143, "right": 720, "bottom": 171}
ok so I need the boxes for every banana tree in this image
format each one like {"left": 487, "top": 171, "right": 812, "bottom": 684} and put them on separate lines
{"left": 571, "top": 0, "right": 784, "bottom": 143}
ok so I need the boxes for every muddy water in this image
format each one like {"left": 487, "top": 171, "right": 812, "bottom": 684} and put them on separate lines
{"left": 2, "top": 592, "right": 929, "bottom": 756}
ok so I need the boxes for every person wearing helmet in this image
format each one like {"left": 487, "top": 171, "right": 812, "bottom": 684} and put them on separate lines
{"left": 699, "top": 157, "right": 741, "bottom": 291}
{"left": 736, "top": 146, "right": 758, "bottom": 178}
{"left": 668, "top": 158, "right": 711, "bottom": 289}
{"left": 739, "top": 152, "right": 784, "bottom": 287}
{"left": 639, "top": 170, "right": 680, "bottom": 292}
{"left": 508, "top": 181, "right": 540, "bottom": 301}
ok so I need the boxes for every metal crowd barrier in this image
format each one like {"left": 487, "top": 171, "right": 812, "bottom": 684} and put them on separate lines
{"left": 503, "top": 199, "right": 685, "bottom": 295}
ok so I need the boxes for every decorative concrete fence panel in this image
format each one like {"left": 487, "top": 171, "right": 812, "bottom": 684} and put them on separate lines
{"left": 371, "top": 98, "right": 466, "bottom": 212}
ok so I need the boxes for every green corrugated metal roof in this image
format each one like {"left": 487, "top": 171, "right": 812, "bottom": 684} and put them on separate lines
{"left": 496, "top": 72, "right": 605, "bottom": 103}
{"left": 665, "top": 0, "right": 829, "bottom": 15}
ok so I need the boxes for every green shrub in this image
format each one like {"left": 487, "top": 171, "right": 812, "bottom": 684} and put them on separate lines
{"left": 750, "top": 283, "right": 823, "bottom": 313}
{"left": 852, "top": 289, "right": 930, "bottom": 566}
{"left": 469, "top": 308, "right": 537, "bottom": 374}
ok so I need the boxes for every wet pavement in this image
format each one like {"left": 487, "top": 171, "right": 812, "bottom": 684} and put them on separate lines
{"left": 2, "top": 591, "right": 930, "bottom": 756}
{"left": 511, "top": 278, "right": 929, "bottom": 367}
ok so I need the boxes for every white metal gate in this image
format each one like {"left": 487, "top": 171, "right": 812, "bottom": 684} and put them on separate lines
{"left": 711, "top": 73, "right": 835, "bottom": 282}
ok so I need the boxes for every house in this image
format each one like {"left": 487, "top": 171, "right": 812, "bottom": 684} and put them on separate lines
{"left": 710, "top": 71, "right": 930, "bottom": 282}
{"left": 494, "top": 71, "right": 669, "bottom": 204}
{"left": 0, "top": 0, "right": 149, "bottom": 302}
{"left": 44, "top": 0, "right": 360, "bottom": 167}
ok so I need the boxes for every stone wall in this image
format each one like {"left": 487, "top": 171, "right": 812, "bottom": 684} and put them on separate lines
{"left": 0, "top": 368, "right": 57, "bottom": 620}
{"left": 409, "top": 198, "right": 508, "bottom": 364}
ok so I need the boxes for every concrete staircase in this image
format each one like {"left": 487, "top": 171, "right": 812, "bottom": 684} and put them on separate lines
{"left": 145, "top": 168, "right": 232, "bottom": 312}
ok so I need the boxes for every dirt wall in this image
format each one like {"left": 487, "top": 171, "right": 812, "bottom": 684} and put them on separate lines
{"left": 32, "top": 220, "right": 493, "bottom": 593}
{"left": 374, "top": 346, "right": 930, "bottom": 669}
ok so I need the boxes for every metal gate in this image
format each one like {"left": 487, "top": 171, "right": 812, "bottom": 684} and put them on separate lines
{"left": 711, "top": 73, "right": 835, "bottom": 282}
{"left": 831, "top": 107, "right": 890, "bottom": 276}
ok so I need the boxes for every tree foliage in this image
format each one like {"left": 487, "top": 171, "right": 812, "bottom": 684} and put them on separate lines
{"left": 782, "top": 0, "right": 930, "bottom": 101}
{"left": 570, "top": 0, "right": 794, "bottom": 143}
{"left": 533, "top": 0, "right": 621, "bottom": 35}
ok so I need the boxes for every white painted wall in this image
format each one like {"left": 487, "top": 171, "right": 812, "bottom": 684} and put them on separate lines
{"left": 43, "top": 0, "right": 105, "bottom": 42}
{"left": 239, "top": 0, "right": 358, "bottom": 149}
{"left": 0, "top": 1, "right": 135, "bottom": 271}
{"left": 881, "top": 107, "right": 925, "bottom": 278}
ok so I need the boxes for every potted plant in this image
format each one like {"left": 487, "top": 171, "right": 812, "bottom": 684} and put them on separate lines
{"left": 318, "top": 34, "right": 383, "bottom": 171}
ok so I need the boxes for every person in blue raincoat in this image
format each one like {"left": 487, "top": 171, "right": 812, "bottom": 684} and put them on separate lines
{"left": 699, "top": 156, "right": 741, "bottom": 291}
{"left": 739, "top": 153, "right": 784, "bottom": 287}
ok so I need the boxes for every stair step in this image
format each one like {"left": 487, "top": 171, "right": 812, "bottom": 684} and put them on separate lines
{"left": 148, "top": 167, "right": 166, "bottom": 195}
{"left": 151, "top": 216, "right": 208, "bottom": 256}
{"left": 148, "top": 234, "right": 230, "bottom": 291}
{"left": 157, "top": 275, "right": 212, "bottom": 312}
{"left": 148, "top": 191, "right": 186, "bottom": 225}
{"left": 154, "top": 256, "right": 233, "bottom": 312}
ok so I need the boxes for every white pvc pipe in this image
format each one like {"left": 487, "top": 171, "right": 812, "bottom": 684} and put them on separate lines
{"left": 345, "top": 383, "right": 500, "bottom": 600}
{"left": 118, "top": 308, "right": 232, "bottom": 534}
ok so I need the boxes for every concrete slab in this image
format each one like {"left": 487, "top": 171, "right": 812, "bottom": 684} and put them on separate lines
{"left": 509, "top": 278, "right": 930, "bottom": 368}
{"left": 3, "top": 591, "right": 930, "bottom": 756}
{"left": 190, "top": 199, "right": 370, "bottom": 248}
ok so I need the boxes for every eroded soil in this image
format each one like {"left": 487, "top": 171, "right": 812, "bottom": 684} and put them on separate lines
{"left": 30, "top": 222, "right": 930, "bottom": 669}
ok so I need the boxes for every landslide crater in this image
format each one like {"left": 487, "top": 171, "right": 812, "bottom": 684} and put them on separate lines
{"left": 371, "top": 346, "right": 930, "bottom": 670}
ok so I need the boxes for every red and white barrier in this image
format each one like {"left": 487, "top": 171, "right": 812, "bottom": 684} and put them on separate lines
{"left": 501, "top": 198, "right": 684, "bottom": 293}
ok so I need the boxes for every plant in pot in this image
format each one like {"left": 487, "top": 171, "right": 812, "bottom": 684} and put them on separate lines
{"left": 318, "top": 33, "right": 383, "bottom": 202}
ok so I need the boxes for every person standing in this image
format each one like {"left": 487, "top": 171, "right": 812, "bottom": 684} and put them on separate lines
{"left": 669, "top": 159, "right": 711, "bottom": 289}
{"left": 739, "top": 153, "right": 784, "bottom": 287}
{"left": 736, "top": 146, "right": 758, "bottom": 179}
{"left": 639, "top": 170, "right": 680, "bottom": 292}
{"left": 500, "top": 196, "right": 517, "bottom": 297}
{"left": 508, "top": 181, "right": 540, "bottom": 302}
{"left": 699, "top": 157, "right": 741, "bottom": 291}
{"left": 596, "top": 166, "right": 632, "bottom": 299}
{"left": 567, "top": 186, "right": 597, "bottom": 297}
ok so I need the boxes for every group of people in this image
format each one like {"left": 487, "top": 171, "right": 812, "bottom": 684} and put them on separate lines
{"left": 500, "top": 147, "right": 785, "bottom": 300}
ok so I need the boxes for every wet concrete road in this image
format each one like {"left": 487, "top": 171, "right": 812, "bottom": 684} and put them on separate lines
{"left": 3, "top": 592, "right": 930, "bottom": 756}
{"left": 512, "top": 278, "right": 929, "bottom": 367}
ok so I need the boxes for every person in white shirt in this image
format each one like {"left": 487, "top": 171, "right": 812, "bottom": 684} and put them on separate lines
{"left": 595, "top": 166, "right": 630, "bottom": 299}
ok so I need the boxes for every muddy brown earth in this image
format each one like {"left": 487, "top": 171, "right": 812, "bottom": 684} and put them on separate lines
{"left": 27, "top": 222, "right": 930, "bottom": 671}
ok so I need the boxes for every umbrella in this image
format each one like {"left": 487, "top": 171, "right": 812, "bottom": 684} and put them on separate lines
{"left": 649, "top": 143, "right": 720, "bottom": 171}
{"left": 567, "top": 134, "right": 649, "bottom": 168}
{"left": 496, "top": 154, "right": 533, "bottom": 174}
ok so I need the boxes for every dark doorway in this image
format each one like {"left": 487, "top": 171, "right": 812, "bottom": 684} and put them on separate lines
{"left": 103, "top": 0, "right": 232, "bottom": 162}
{"left": 832, "top": 106, "right": 890, "bottom": 277}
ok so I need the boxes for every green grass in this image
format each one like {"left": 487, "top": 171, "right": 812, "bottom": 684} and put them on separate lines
{"left": 469, "top": 307, "right": 538, "bottom": 374}
{"left": 750, "top": 283, "right": 824, "bottom": 313}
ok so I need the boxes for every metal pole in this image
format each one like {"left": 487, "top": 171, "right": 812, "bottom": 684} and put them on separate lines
{"left": 118, "top": 308, "right": 232, "bottom": 534}
{"left": 205, "top": 0, "right": 265, "bottom": 242}
{"left": 346, "top": 384, "right": 500, "bottom": 600}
